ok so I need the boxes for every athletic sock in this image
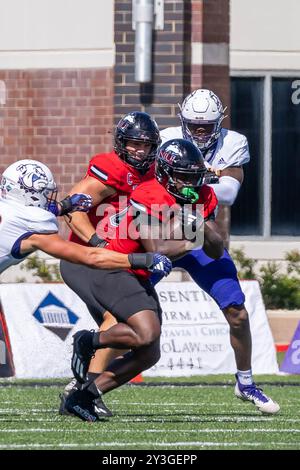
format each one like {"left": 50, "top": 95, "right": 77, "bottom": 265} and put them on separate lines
{"left": 92, "top": 331, "right": 103, "bottom": 349}
{"left": 236, "top": 369, "right": 253, "bottom": 386}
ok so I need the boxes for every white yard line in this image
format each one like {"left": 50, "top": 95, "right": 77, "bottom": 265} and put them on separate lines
{"left": 1, "top": 415, "right": 300, "bottom": 424}
{"left": 0, "top": 441, "right": 299, "bottom": 449}
{"left": 111, "top": 400, "right": 300, "bottom": 405}
{"left": 0, "top": 409, "right": 57, "bottom": 413}
{"left": 1, "top": 428, "right": 300, "bottom": 434}
{"left": 0, "top": 401, "right": 46, "bottom": 405}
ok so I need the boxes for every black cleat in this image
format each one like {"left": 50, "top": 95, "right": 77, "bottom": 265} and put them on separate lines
{"left": 59, "top": 377, "right": 113, "bottom": 419}
{"left": 71, "top": 330, "right": 95, "bottom": 383}
{"left": 94, "top": 395, "right": 113, "bottom": 418}
{"left": 65, "top": 389, "right": 98, "bottom": 423}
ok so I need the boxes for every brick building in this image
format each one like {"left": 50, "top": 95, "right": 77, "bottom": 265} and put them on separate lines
{"left": 0, "top": 0, "right": 230, "bottom": 196}
{"left": 0, "top": 0, "right": 299, "bottom": 282}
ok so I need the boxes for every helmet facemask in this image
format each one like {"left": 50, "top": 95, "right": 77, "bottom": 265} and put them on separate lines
{"left": 120, "top": 137, "right": 158, "bottom": 173}
{"left": 159, "top": 167, "right": 206, "bottom": 204}
{"left": 114, "top": 112, "right": 161, "bottom": 174}
{"left": 179, "top": 112, "right": 225, "bottom": 151}
{"left": 179, "top": 89, "right": 226, "bottom": 151}
{"left": 155, "top": 139, "right": 207, "bottom": 204}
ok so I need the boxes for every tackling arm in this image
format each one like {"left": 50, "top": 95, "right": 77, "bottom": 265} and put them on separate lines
{"left": 64, "top": 176, "right": 116, "bottom": 244}
{"left": 20, "top": 233, "right": 131, "bottom": 269}
{"left": 20, "top": 233, "right": 171, "bottom": 273}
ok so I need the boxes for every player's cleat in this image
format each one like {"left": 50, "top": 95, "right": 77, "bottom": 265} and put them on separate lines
{"left": 65, "top": 388, "right": 99, "bottom": 423}
{"left": 71, "top": 330, "right": 95, "bottom": 383}
{"left": 234, "top": 375, "right": 280, "bottom": 414}
{"left": 59, "top": 377, "right": 113, "bottom": 418}
{"left": 94, "top": 395, "right": 113, "bottom": 418}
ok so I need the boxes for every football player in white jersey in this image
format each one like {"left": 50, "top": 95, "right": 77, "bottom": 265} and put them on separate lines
{"left": 161, "top": 88, "right": 249, "bottom": 205}
{"left": 0, "top": 159, "right": 172, "bottom": 275}
{"left": 158, "top": 89, "right": 279, "bottom": 415}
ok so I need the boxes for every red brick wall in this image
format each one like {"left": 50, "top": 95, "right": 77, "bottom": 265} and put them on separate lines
{"left": 114, "top": 0, "right": 191, "bottom": 128}
{"left": 202, "top": 0, "right": 229, "bottom": 44}
{"left": 0, "top": 69, "right": 113, "bottom": 197}
{"left": 191, "top": 0, "right": 231, "bottom": 245}
{"left": 191, "top": 0, "right": 203, "bottom": 42}
{"left": 114, "top": 0, "right": 229, "bottom": 127}
{"left": 0, "top": 0, "right": 230, "bottom": 198}
{"left": 191, "top": 0, "right": 230, "bottom": 122}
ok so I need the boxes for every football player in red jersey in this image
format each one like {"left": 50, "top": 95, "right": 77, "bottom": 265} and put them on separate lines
{"left": 65, "top": 111, "right": 160, "bottom": 248}
{"left": 63, "top": 139, "right": 224, "bottom": 422}
{"left": 59, "top": 111, "right": 163, "bottom": 416}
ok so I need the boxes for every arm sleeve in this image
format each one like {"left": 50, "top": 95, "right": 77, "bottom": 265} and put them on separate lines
{"left": 208, "top": 175, "right": 241, "bottom": 206}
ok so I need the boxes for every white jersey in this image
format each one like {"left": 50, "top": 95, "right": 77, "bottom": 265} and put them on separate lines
{"left": 0, "top": 198, "right": 58, "bottom": 274}
{"left": 160, "top": 126, "right": 250, "bottom": 170}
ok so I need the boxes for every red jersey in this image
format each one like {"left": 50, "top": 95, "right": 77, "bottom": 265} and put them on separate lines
{"left": 69, "top": 151, "right": 153, "bottom": 246}
{"left": 106, "top": 178, "right": 218, "bottom": 279}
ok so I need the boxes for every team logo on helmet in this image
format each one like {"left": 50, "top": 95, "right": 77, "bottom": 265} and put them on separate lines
{"left": 1, "top": 159, "right": 57, "bottom": 210}
{"left": 16, "top": 162, "right": 49, "bottom": 193}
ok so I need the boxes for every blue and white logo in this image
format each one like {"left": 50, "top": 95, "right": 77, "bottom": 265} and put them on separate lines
{"left": 217, "top": 157, "right": 226, "bottom": 165}
{"left": 33, "top": 292, "right": 79, "bottom": 340}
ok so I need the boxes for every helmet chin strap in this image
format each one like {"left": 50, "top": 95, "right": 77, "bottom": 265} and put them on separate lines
{"left": 180, "top": 187, "right": 199, "bottom": 203}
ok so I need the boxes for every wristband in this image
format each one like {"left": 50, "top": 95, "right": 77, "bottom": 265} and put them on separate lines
{"left": 59, "top": 196, "right": 73, "bottom": 216}
{"left": 88, "top": 233, "right": 108, "bottom": 248}
{"left": 128, "top": 253, "right": 154, "bottom": 269}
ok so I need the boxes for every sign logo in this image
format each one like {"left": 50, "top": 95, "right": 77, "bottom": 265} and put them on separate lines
{"left": 33, "top": 292, "right": 79, "bottom": 340}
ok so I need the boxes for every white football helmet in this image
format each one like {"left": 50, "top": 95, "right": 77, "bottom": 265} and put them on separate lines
{"left": 0, "top": 159, "right": 57, "bottom": 210}
{"left": 179, "top": 89, "right": 226, "bottom": 150}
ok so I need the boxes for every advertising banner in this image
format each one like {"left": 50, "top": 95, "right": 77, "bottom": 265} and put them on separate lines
{"left": 0, "top": 280, "right": 278, "bottom": 378}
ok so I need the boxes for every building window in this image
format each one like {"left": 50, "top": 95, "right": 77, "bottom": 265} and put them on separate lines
{"left": 230, "top": 75, "right": 300, "bottom": 238}
{"left": 272, "top": 78, "right": 300, "bottom": 235}
{"left": 231, "top": 77, "right": 264, "bottom": 235}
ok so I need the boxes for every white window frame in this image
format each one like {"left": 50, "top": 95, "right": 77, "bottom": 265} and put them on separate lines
{"left": 231, "top": 70, "right": 300, "bottom": 240}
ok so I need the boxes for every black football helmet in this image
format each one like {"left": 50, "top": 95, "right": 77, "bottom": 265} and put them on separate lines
{"left": 114, "top": 111, "right": 161, "bottom": 173}
{"left": 155, "top": 138, "right": 207, "bottom": 203}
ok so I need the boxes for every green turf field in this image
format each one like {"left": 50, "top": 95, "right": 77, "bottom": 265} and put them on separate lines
{"left": 0, "top": 375, "right": 299, "bottom": 450}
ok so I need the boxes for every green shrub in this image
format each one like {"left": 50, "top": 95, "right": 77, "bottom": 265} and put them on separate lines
{"left": 259, "top": 261, "right": 300, "bottom": 309}
{"left": 21, "top": 255, "right": 62, "bottom": 283}
{"left": 230, "top": 247, "right": 300, "bottom": 310}
{"left": 230, "top": 248, "right": 257, "bottom": 280}
{"left": 285, "top": 249, "right": 300, "bottom": 275}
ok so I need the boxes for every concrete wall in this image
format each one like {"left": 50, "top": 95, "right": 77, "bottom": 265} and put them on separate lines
{"left": 0, "top": 1, "right": 115, "bottom": 198}
{"left": 0, "top": 0, "right": 114, "bottom": 68}
{"left": 230, "top": 0, "right": 300, "bottom": 70}
{"left": 230, "top": 0, "right": 300, "bottom": 260}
